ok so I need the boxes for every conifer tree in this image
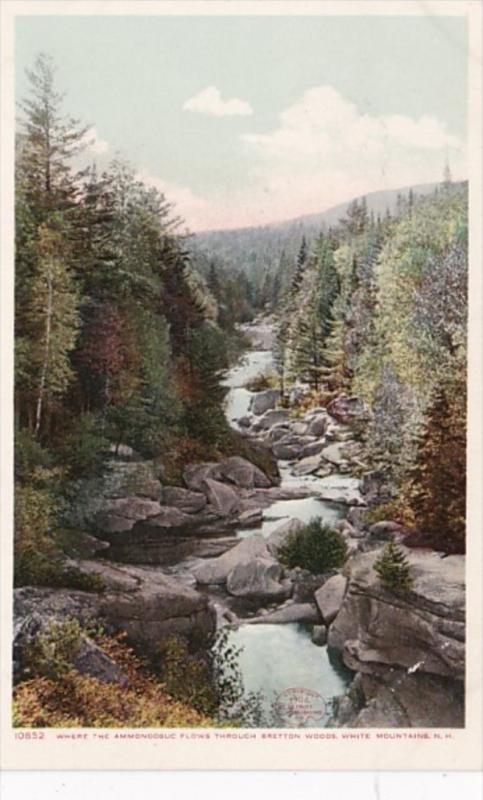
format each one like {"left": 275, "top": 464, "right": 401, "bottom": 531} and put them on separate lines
{"left": 374, "top": 542, "right": 413, "bottom": 593}
{"left": 407, "top": 374, "right": 466, "bottom": 554}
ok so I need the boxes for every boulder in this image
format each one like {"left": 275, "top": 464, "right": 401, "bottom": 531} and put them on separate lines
{"left": 272, "top": 443, "right": 302, "bottom": 460}
{"left": 315, "top": 575, "right": 348, "bottom": 624}
{"left": 248, "top": 603, "right": 320, "bottom": 625}
{"left": 311, "top": 625, "right": 328, "bottom": 646}
{"left": 318, "top": 488, "right": 366, "bottom": 507}
{"left": 249, "top": 389, "right": 281, "bottom": 416}
{"left": 102, "top": 497, "right": 162, "bottom": 520}
{"left": 13, "top": 563, "right": 216, "bottom": 662}
{"left": 291, "top": 421, "right": 309, "bottom": 436}
{"left": 137, "top": 506, "right": 195, "bottom": 531}
{"left": 162, "top": 486, "right": 207, "bottom": 514}
{"left": 306, "top": 414, "right": 328, "bottom": 437}
{"left": 66, "top": 460, "right": 163, "bottom": 529}
{"left": 252, "top": 409, "right": 289, "bottom": 432}
{"left": 293, "top": 455, "right": 322, "bottom": 476}
{"left": 320, "top": 442, "right": 348, "bottom": 467}
{"left": 218, "top": 456, "right": 271, "bottom": 489}
{"left": 299, "top": 440, "right": 326, "bottom": 458}
{"left": 226, "top": 558, "right": 291, "bottom": 601}
{"left": 238, "top": 415, "right": 253, "bottom": 428}
{"left": 368, "top": 520, "right": 405, "bottom": 540}
{"left": 327, "top": 394, "right": 365, "bottom": 425}
{"left": 328, "top": 548, "right": 465, "bottom": 679}
{"left": 183, "top": 462, "right": 221, "bottom": 493}
{"left": 238, "top": 508, "right": 263, "bottom": 526}
{"left": 192, "top": 535, "right": 269, "bottom": 585}
{"left": 267, "top": 425, "right": 291, "bottom": 443}
{"left": 266, "top": 518, "right": 305, "bottom": 556}
{"left": 203, "top": 478, "right": 240, "bottom": 517}
{"left": 94, "top": 512, "right": 137, "bottom": 534}
{"left": 73, "top": 636, "right": 130, "bottom": 687}
{"left": 332, "top": 670, "right": 464, "bottom": 729}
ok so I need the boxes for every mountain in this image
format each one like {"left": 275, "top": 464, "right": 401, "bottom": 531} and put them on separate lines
{"left": 190, "top": 182, "right": 443, "bottom": 280}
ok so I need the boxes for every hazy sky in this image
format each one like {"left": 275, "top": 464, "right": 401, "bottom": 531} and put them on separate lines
{"left": 15, "top": 14, "right": 468, "bottom": 231}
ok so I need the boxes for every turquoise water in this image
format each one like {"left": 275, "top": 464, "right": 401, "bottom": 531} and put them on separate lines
{"left": 227, "top": 623, "right": 351, "bottom": 727}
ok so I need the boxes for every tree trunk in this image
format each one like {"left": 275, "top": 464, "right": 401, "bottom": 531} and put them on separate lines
{"left": 34, "top": 262, "right": 53, "bottom": 437}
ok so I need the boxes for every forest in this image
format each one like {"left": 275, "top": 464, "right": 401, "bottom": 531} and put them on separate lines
{"left": 13, "top": 54, "right": 467, "bottom": 729}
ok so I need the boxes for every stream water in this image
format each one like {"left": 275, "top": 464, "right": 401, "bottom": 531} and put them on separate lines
{"left": 220, "top": 336, "right": 352, "bottom": 727}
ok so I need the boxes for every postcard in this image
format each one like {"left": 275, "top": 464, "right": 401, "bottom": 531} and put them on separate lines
{"left": 0, "top": 0, "right": 482, "bottom": 771}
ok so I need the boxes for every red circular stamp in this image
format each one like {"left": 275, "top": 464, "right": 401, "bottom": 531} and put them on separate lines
{"left": 272, "top": 687, "right": 327, "bottom": 726}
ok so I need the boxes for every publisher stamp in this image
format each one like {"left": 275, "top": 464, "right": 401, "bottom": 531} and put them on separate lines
{"left": 272, "top": 687, "right": 327, "bottom": 727}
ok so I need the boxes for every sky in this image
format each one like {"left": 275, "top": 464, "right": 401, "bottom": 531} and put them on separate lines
{"left": 15, "top": 14, "right": 468, "bottom": 231}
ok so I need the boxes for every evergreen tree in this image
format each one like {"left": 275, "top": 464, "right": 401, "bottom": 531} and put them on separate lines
{"left": 407, "top": 373, "right": 466, "bottom": 554}
{"left": 374, "top": 542, "right": 413, "bottom": 593}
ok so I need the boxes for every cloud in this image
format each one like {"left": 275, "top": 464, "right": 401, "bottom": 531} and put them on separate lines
{"left": 83, "top": 127, "right": 109, "bottom": 155}
{"left": 183, "top": 85, "right": 253, "bottom": 117}
{"left": 138, "top": 86, "right": 466, "bottom": 232}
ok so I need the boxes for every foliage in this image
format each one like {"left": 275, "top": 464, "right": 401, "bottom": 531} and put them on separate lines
{"left": 374, "top": 542, "right": 413, "bottom": 593}
{"left": 14, "top": 627, "right": 213, "bottom": 728}
{"left": 405, "top": 370, "right": 466, "bottom": 554}
{"left": 279, "top": 519, "right": 348, "bottom": 573}
{"left": 244, "top": 371, "right": 278, "bottom": 392}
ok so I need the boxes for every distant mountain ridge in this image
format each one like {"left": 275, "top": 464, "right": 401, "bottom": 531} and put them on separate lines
{"left": 191, "top": 180, "right": 466, "bottom": 285}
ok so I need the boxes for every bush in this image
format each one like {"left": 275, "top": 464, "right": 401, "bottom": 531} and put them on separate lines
{"left": 244, "top": 371, "right": 278, "bottom": 392}
{"left": 278, "top": 519, "right": 348, "bottom": 573}
{"left": 374, "top": 542, "right": 413, "bottom": 593}
{"left": 13, "top": 627, "right": 213, "bottom": 728}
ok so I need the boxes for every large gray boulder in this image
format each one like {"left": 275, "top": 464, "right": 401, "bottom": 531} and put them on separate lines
{"left": 315, "top": 575, "right": 348, "bottom": 625}
{"left": 162, "top": 486, "right": 207, "bottom": 514}
{"left": 14, "top": 562, "right": 216, "bottom": 663}
{"left": 226, "top": 558, "right": 291, "bottom": 601}
{"left": 136, "top": 506, "right": 195, "bottom": 531}
{"left": 293, "top": 455, "right": 323, "bottom": 476}
{"left": 299, "top": 440, "right": 326, "bottom": 459}
{"left": 272, "top": 442, "right": 302, "bottom": 460}
{"left": 192, "top": 535, "right": 269, "bottom": 585}
{"left": 328, "top": 548, "right": 465, "bottom": 679}
{"left": 203, "top": 478, "right": 240, "bottom": 517}
{"left": 306, "top": 414, "right": 328, "bottom": 437}
{"left": 332, "top": 670, "right": 464, "bottom": 729}
{"left": 67, "top": 459, "right": 163, "bottom": 530}
{"left": 249, "top": 389, "right": 281, "bottom": 416}
{"left": 183, "top": 462, "right": 221, "bottom": 492}
{"left": 252, "top": 409, "right": 289, "bottom": 432}
{"left": 218, "top": 456, "right": 271, "bottom": 489}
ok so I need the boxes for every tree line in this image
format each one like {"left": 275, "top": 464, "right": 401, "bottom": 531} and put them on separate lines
{"left": 272, "top": 184, "right": 467, "bottom": 554}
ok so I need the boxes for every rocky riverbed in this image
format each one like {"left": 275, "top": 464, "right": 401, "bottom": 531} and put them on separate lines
{"left": 13, "top": 318, "right": 465, "bottom": 728}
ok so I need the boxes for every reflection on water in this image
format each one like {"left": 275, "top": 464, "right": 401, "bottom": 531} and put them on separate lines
{"left": 227, "top": 623, "right": 351, "bottom": 727}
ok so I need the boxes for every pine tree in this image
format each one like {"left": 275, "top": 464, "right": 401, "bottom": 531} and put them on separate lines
{"left": 374, "top": 542, "right": 413, "bottom": 593}
{"left": 407, "top": 374, "right": 466, "bottom": 554}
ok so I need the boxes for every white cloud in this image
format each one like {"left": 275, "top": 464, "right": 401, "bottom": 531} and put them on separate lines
{"left": 138, "top": 86, "right": 466, "bottom": 232}
{"left": 183, "top": 85, "right": 253, "bottom": 117}
{"left": 83, "top": 127, "right": 109, "bottom": 155}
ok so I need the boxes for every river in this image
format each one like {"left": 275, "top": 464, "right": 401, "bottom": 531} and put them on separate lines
{"left": 219, "top": 328, "right": 352, "bottom": 727}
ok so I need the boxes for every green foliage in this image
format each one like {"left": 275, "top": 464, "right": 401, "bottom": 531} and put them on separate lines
{"left": 374, "top": 542, "right": 413, "bottom": 593}
{"left": 279, "top": 519, "right": 348, "bottom": 573}
{"left": 405, "top": 369, "right": 466, "bottom": 554}
{"left": 23, "top": 618, "right": 87, "bottom": 681}
{"left": 244, "top": 371, "right": 278, "bottom": 392}
{"left": 156, "top": 630, "right": 265, "bottom": 727}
